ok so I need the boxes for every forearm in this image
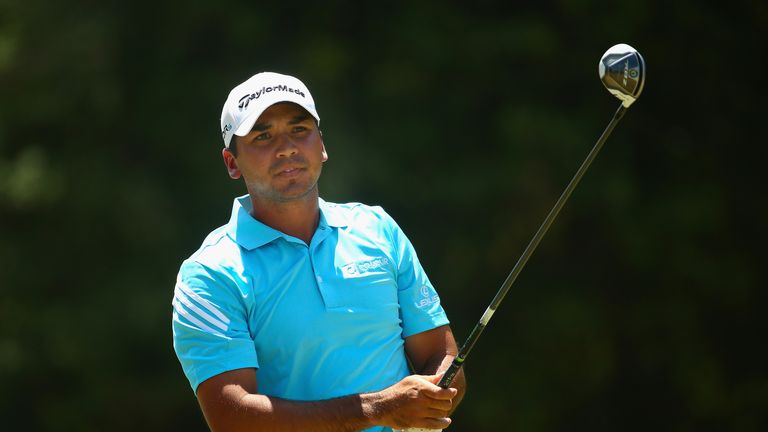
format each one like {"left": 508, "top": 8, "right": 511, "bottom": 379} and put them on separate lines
{"left": 205, "top": 392, "right": 378, "bottom": 432}
{"left": 202, "top": 376, "right": 455, "bottom": 432}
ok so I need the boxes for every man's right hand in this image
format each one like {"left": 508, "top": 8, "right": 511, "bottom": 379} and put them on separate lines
{"left": 364, "top": 374, "right": 458, "bottom": 430}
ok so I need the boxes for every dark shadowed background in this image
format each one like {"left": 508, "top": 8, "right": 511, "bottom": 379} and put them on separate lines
{"left": 1, "top": 1, "right": 766, "bottom": 430}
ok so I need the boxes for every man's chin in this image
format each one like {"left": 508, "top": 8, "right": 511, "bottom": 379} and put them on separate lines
{"left": 275, "top": 191, "right": 315, "bottom": 203}
{"left": 250, "top": 182, "right": 318, "bottom": 203}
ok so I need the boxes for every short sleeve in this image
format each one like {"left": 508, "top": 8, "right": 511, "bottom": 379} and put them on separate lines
{"left": 171, "top": 260, "right": 258, "bottom": 393}
{"left": 377, "top": 209, "right": 449, "bottom": 337}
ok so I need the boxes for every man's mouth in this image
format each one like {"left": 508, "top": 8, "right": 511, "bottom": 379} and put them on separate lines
{"left": 275, "top": 166, "right": 304, "bottom": 176}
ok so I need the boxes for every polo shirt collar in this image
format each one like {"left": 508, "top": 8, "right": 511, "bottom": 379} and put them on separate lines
{"left": 319, "top": 198, "right": 349, "bottom": 228}
{"left": 226, "top": 195, "right": 348, "bottom": 250}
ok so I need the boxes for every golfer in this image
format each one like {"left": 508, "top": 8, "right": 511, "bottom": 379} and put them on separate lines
{"left": 171, "top": 72, "right": 466, "bottom": 431}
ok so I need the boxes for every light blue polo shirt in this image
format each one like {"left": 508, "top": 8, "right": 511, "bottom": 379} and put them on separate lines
{"left": 172, "top": 195, "right": 448, "bottom": 430}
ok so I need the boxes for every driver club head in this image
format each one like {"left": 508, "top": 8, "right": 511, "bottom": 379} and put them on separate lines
{"left": 599, "top": 43, "right": 646, "bottom": 107}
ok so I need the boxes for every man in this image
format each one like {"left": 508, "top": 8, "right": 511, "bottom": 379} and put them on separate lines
{"left": 172, "top": 72, "right": 466, "bottom": 432}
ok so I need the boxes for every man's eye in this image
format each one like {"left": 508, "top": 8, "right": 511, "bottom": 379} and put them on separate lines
{"left": 292, "top": 126, "right": 307, "bottom": 133}
{"left": 255, "top": 132, "right": 270, "bottom": 141}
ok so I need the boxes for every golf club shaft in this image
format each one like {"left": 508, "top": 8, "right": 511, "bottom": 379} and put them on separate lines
{"left": 437, "top": 103, "right": 628, "bottom": 389}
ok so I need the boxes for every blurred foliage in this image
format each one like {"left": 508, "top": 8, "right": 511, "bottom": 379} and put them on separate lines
{"left": 1, "top": 0, "right": 766, "bottom": 430}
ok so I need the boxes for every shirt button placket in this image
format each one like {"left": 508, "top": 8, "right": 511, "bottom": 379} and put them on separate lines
{"left": 308, "top": 248, "right": 327, "bottom": 306}
{"left": 309, "top": 226, "right": 334, "bottom": 308}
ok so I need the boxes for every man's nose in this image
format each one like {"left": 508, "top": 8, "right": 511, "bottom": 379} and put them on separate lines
{"left": 275, "top": 133, "right": 298, "bottom": 158}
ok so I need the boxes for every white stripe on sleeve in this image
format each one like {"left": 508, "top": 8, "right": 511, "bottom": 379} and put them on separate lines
{"left": 173, "top": 298, "right": 227, "bottom": 337}
{"left": 175, "top": 277, "right": 231, "bottom": 325}
{"left": 174, "top": 288, "right": 229, "bottom": 331}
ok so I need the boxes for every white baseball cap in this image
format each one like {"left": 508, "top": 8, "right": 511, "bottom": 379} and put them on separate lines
{"left": 219, "top": 72, "right": 320, "bottom": 148}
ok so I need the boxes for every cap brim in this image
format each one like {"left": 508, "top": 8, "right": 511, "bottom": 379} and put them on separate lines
{"left": 233, "top": 96, "right": 320, "bottom": 139}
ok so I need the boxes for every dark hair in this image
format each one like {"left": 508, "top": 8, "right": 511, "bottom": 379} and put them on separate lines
{"left": 226, "top": 136, "right": 239, "bottom": 157}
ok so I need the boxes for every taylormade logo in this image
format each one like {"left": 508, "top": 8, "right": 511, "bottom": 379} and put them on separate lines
{"left": 623, "top": 60, "right": 629, "bottom": 86}
{"left": 238, "top": 85, "right": 306, "bottom": 110}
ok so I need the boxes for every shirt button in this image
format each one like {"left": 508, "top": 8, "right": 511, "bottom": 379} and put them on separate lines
{"left": 316, "top": 276, "right": 323, "bottom": 283}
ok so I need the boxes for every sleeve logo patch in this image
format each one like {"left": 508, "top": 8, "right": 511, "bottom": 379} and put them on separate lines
{"left": 417, "top": 285, "right": 439, "bottom": 308}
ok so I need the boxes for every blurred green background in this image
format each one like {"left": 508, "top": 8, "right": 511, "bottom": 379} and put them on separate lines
{"left": 1, "top": 0, "right": 766, "bottom": 430}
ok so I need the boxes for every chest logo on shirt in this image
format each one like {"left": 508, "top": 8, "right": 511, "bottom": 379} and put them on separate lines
{"left": 341, "top": 257, "right": 390, "bottom": 276}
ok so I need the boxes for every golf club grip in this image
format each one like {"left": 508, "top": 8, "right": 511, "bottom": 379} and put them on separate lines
{"left": 437, "top": 361, "right": 462, "bottom": 388}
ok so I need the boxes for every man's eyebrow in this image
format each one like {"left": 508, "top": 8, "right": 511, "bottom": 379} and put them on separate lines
{"left": 251, "top": 115, "right": 310, "bottom": 132}
{"left": 289, "top": 114, "right": 310, "bottom": 124}
{"left": 252, "top": 122, "right": 271, "bottom": 132}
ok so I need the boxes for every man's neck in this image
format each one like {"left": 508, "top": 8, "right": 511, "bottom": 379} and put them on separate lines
{"left": 248, "top": 192, "right": 320, "bottom": 245}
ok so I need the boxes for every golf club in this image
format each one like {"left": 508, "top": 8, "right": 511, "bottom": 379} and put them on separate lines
{"left": 396, "top": 43, "right": 645, "bottom": 432}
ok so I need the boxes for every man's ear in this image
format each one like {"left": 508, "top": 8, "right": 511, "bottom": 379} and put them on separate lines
{"left": 320, "top": 137, "right": 328, "bottom": 163}
{"left": 222, "top": 147, "right": 241, "bottom": 179}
